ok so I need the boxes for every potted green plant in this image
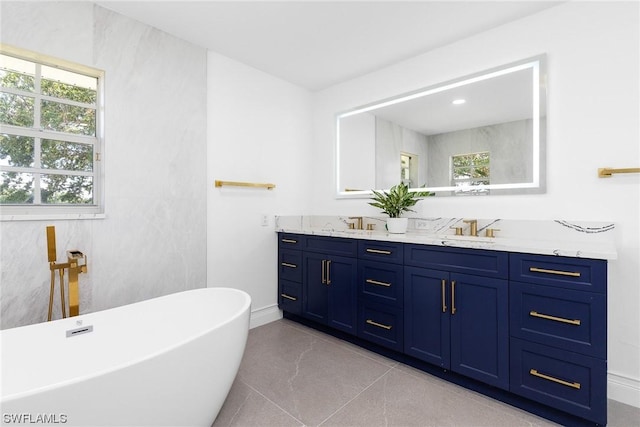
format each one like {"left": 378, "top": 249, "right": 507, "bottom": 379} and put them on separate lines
{"left": 369, "top": 182, "right": 432, "bottom": 233}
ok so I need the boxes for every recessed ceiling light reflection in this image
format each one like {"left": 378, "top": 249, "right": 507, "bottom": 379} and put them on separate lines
{"left": 452, "top": 99, "right": 466, "bottom": 105}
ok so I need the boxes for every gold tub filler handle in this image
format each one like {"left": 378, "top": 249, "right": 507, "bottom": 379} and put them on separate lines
{"left": 46, "top": 226, "right": 87, "bottom": 321}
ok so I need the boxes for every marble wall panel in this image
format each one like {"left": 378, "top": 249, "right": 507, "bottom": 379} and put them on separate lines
{"left": 0, "top": 3, "right": 207, "bottom": 329}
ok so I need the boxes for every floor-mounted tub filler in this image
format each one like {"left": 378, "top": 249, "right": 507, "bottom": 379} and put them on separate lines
{"left": 1, "top": 288, "right": 251, "bottom": 426}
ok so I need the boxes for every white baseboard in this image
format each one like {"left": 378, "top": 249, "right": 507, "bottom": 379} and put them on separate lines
{"left": 608, "top": 371, "right": 640, "bottom": 408}
{"left": 250, "top": 304, "right": 282, "bottom": 329}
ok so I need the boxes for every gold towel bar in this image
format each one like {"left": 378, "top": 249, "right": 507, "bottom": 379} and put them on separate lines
{"left": 598, "top": 167, "right": 640, "bottom": 178}
{"left": 215, "top": 180, "right": 276, "bottom": 189}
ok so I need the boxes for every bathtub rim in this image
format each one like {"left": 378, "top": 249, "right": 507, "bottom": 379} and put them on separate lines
{"left": 1, "top": 287, "right": 251, "bottom": 403}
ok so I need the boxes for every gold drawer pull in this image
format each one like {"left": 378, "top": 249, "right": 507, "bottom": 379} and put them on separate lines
{"left": 281, "top": 238, "right": 298, "bottom": 244}
{"left": 366, "top": 279, "right": 391, "bottom": 287}
{"left": 529, "top": 369, "right": 581, "bottom": 389}
{"left": 441, "top": 279, "right": 447, "bottom": 313}
{"left": 281, "top": 262, "right": 297, "bottom": 268}
{"left": 451, "top": 280, "right": 457, "bottom": 315}
{"left": 366, "top": 248, "right": 392, "bottom": 255}
{"left": 366, "top": 319, "right": 392, "bottom": 330}
{"left": 529, "top": 267, "right": 581, "bottom": 277}
{"left": 529, "top": 311, "right": 581, "bottom": 326}
{"left": 280, "top": 293, "right": 297, "bottom": 301}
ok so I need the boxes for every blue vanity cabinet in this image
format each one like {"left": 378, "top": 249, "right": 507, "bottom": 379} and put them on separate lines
{"left": 357, "top": 240, "right": 404, "bottom": 352}
{"left": 302, "top": 236, "right": 358, "bottom": 335}
{"left": 404, "top": 244, "right": 510, "bottom": 390}
{"left": 277, "top": 234, "right": 305, "bottom": 315}
{"left": 509, "top": 253, "right": 608, "bottom": 425}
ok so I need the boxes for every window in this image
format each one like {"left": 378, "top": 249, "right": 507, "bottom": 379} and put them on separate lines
{"left": 0, "top": 47, "right": 103, "bottom": 218}
{"left": 400, "top": 152, "right": 418, "bottom": 187}
{"left": 451, "top": 151, "right": 490, "bottom": 195}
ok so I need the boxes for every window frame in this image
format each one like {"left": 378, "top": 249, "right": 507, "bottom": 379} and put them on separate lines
{"left": 0, "top": 45, "right": 105, "bottom": 220}
{"left": 450, "top": 151, "right": 490, "bottom": 195}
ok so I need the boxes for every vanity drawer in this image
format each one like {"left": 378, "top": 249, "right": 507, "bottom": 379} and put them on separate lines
{"left": 510, "top": 282, "right": 606, "bottom": 358}
{"left": 279, "top": 280, "right": 302, "bottom": 315}
{"left": 279, "top": 249, "right": 302, "bottom": 282}
{"left": 358, "top": 240, "right": 404, "bottom": 264}
{"left": 358, "top": 260, "right": 403, "bottom": 307}
{"left": 358, "top": 301, "right": 403, "bottom": 352}
{"left": 405, "top": 244, "right": 508, "bottom": 279}
{"left": 510, "top": 253, "right": 606, "bottom": 293}
{"left": 510, "top": 338, "right": 606, "bottom": 425}
{"left": 278, "top": 233, "right": 305, "bottom": 249}
{"left": 304, "top": 235, "right": 357, "bottom": 257}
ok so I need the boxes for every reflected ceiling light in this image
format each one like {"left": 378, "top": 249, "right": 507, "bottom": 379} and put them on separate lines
{"left": 452, "top": 99, "right": 466, "bottom": 105}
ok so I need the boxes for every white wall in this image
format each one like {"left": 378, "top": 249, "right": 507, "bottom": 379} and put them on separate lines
{"left": 311, "top": 1, "right": 639, "bottom": 406}
{"left": 206, "top": 52, "right": 313, "bottom": 328}
{"left": 0, "top": 2, "right": 207, "bottom": 327}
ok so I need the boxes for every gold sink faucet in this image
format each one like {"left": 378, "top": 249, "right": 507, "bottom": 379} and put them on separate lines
{"left": 463, "top": 219, "right": 478, "bottom": 237}
{"left": 348, "top": 216, "right": 364, "bottom": 230}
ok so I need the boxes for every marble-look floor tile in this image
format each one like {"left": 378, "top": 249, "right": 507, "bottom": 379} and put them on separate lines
{"left": 216, "top": 320, "right": 639, "bottom": 427}
{"left": 212, "top": 378, "right": 302, "bottom": 427}
{"left": 238, "top": 320, "right": 392, "bottom": 426}
{"left": 323, "top": 367, "right": 557, "bottom": 427}
{"left": 607, "top": 399, "right": 640, "bottom": 426}
{"left": 284, "top": 319, "right": 399, "bottom": 368}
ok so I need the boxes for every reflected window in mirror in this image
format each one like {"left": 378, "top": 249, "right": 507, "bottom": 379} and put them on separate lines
{"left": 451, "top": 151, "right": 490, "bottom": 196}
{"left": 400, "top": 152, "right": 417, "bottom": 187}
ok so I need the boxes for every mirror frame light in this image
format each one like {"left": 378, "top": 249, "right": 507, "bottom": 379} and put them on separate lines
{"left": 335, "top": 54, "right": 547, "bottom": 198}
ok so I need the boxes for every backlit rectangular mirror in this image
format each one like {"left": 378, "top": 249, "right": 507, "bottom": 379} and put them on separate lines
{"left": 336, "top": 55, "right": 546, "bottom": 198}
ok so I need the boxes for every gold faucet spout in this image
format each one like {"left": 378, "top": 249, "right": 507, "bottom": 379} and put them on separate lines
{"left": 349, "top": 216, "right": 364, "bottom": 230}
{"left": 463, "top": 219, "right": 478, "bottom": 237}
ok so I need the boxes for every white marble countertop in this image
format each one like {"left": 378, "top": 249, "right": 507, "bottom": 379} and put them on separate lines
{"left": 275, "top": 216, "right": 618, "bottom": 260}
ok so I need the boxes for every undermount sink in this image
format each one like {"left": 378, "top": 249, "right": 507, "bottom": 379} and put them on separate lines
{"left": 437, "top": 234, "right": 496, "bottom": 243}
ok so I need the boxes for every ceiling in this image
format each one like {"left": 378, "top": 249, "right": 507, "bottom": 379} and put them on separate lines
{"left": 95, "top": 1, "right": 562, "bottom": 91}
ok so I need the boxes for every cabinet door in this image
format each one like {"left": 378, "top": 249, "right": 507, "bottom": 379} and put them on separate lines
{"left": 450, "top": 272, "right": 509, "bottom": 390}
{"left": 327, "top": 254, "right": 358, "bottom": 335}
{"left": 404, "top": 267, "right": 450, "bottom": 369}
{"left": 302, "top": 252, "right": 329, "bottom": 324}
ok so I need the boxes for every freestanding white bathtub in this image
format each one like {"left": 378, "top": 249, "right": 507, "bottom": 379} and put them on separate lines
{"left": 1, "top": 287, "right": 251, "bottom": 426}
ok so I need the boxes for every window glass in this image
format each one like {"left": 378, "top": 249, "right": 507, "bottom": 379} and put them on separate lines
{"left": 0, "top": 50, "right": 102, "bottom": 215}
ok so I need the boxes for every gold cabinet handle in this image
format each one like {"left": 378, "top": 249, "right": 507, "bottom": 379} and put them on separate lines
{"left": 366, "top": 248, "right": 392, "bottom": 255}
{"left": 366, "top": 319, "right": 392, "bottom": 330}
{"left": 529, "top": 311, "right": 581, "bottom": 326}
{"left": 529, "top": 267, "right": 581, "bottom": 277}
{"left": 366, "top": 279, "right": 391, "bottom": 287}
{"left": 281, "top": 262, "right": 297, "bottom": 268}
{"left": 529, "top": 369, "right": 581, "bottom": 389}
{"left": 451, "top": 280, "right": 457, "bottom": 315}
{"left": 281, "top": 238, "right": 297, "bottom": 244}
{"left": 280, "top": 293, "right": 297, "bottom": 301}
{"left": 321, "top": 260, "right": 326, "bottom": 284}
{"left": 326, "top": 260, "right": 332, "bottom": 285}
{"left": 441, "top": 279, "right": 447, "bottom": 313}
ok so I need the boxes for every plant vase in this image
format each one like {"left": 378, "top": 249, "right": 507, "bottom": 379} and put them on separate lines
{"left": 386, "top": 217, "right": 408, "bottom": 234}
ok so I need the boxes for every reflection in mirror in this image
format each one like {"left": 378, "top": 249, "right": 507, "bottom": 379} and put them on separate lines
{"left": 336, "top": 55, "right": 546, "bottom": 198}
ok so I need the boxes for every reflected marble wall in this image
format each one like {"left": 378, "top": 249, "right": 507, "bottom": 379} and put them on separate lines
{"left": 376, "top": 117, "right": 428, "bottom": 189}
{"left": 427, "top": 119, "right": 533, "bottom": 187}
{"left": 0, "top": 3, "right": 207, "bottom": 328}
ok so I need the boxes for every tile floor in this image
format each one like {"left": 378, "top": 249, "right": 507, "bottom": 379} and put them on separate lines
{"left": 212, "top": 319, "right": 639, "bottom": 427}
